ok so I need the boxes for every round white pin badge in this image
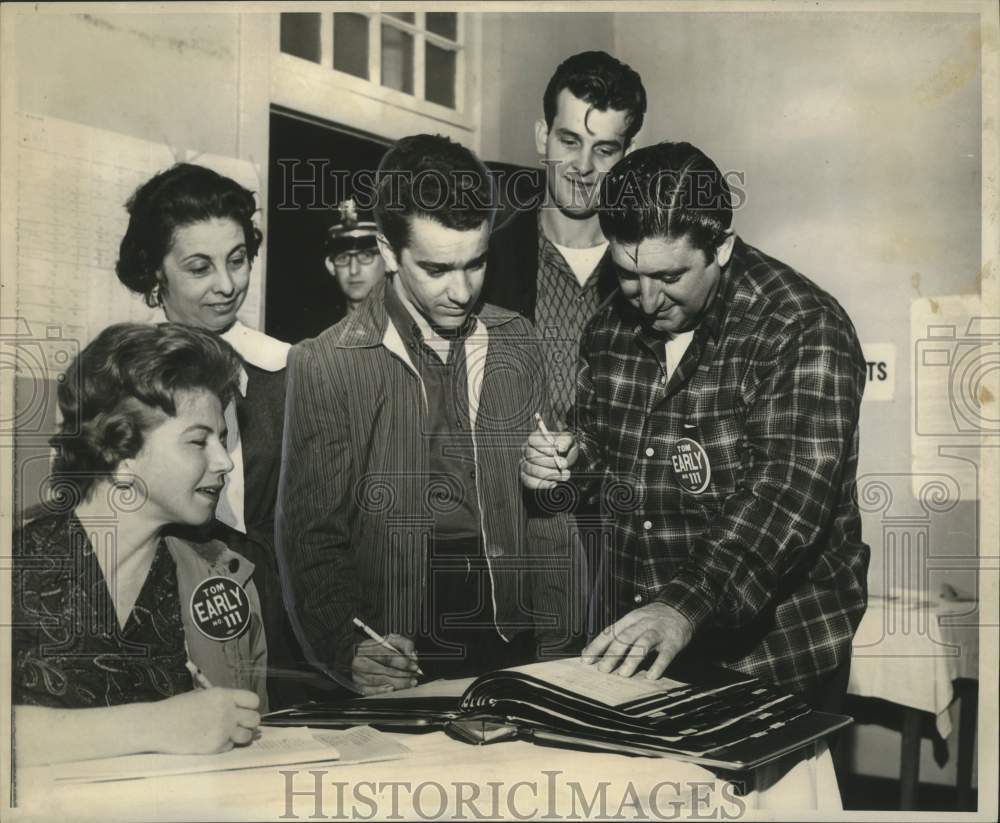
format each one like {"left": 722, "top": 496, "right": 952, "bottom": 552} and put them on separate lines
{"left": 190, "top": 576, "right": 251, "bottom": 641}
{"left": 670, "top": 437, "right": 711, "bottom": 494}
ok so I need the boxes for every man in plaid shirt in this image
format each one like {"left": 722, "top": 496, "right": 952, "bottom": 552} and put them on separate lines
{"left": 523, "top": 141, "right": 869, "bottom": 708}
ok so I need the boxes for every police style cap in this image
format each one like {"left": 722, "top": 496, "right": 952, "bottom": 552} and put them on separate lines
{"left": 325, "top": 198, "right": 378, "bottom": 256}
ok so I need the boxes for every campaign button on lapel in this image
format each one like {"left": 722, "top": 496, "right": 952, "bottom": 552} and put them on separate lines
{"left": 190, "top": 576, "right": 251, "bottom": 641}
{"left": 670, "top": 437, "right": 711, "bottom": 495}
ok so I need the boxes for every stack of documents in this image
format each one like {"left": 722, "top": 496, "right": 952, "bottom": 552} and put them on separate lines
{"left": 49, "top": 726, "right": 409, "bottom": 783}
{"left": 457, "top": 659, "right": 846, "bottom": 769}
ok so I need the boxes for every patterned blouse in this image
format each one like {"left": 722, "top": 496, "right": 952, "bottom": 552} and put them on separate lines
{"left": 12, "top": 512, "right": 192, "bottom": 708}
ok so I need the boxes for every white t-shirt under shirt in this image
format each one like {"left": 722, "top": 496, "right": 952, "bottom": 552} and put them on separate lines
{"left": 665, "top": 330, "right": 695, "bottom": 383}
{"left": 549, "top": 238, "right": 694, "bottom": 384}
{"left": 552, "top": 240, "right": 609, "bottom": 287}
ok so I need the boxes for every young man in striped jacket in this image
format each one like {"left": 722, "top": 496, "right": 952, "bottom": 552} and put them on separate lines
{"left": 277, "top": 134, "right": 586, "bottom": 694}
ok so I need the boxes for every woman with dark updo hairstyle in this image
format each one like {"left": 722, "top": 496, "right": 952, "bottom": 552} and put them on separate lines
{"left": 12, "top": 323, "right": 266, "bottom": 765}
{"left": 115, "top": 163, "right": 306, "bottom": 706}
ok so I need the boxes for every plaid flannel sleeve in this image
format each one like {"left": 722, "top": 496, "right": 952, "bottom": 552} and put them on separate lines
{"left": 571, "top": 327, "right": 613, "bottom": 503}
{"left": 656, "top": 310, "right": 866, "bottom": 630}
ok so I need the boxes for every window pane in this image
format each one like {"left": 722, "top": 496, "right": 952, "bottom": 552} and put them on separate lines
{"left": 381, "top": 24, "right": 413, "bottom": 95}
{"left": 385, "top": 12, "right": 415, "bottom": 24}
{"left": 425, "top": 43, "right": 456, "bottom": 108}
{"left": 279, "top": 13, "right": 321, "bottom": 63}
{"left": 426, "top": 13, "right": 458, "bottom": 41}
{"left": 333, "top": 13, "right": 369, "bottom": 79}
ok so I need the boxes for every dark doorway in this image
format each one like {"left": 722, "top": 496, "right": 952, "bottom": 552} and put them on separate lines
{"left": 266, "top": 107, "right": 391, "bottom": 343}
{"left": 265, "top": 106, "right": 536, "bottom": 344}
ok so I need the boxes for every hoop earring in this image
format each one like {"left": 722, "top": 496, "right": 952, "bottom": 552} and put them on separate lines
{"left": 149, "top": 284, "right": 162, "bottom": 306}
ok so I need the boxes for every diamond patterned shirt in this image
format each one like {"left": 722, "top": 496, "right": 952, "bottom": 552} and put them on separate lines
{"left": 534, "top": 218, "right": 609, "bottom": 430}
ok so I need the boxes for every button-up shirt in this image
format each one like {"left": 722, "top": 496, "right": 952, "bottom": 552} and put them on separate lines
{"left": 385, "top": 283, "right": 481, "bottom": 538}
{"left": 575, "top": 237, "right": 870, "bottom": 693}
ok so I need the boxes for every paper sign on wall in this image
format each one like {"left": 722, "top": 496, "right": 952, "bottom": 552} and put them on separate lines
{"left": 861, "top": 343, "right": 895, "bottom": 402}
{"left": 13, "top": 112, "right": 265, "bottom": 378}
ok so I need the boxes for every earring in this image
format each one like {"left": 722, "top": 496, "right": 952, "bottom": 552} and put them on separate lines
{"left": 112, "top": 472, "right": 135, "bottom": 490}
{"left": 149, "top": 284, "right": 162, "bottom": 306}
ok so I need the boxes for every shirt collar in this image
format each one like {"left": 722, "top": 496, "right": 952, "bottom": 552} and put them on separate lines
{"left": 629, "top": 236, "right": 745, "bottom": 347}
{"left": 334, "top": 277, "right": 518, "bottom": 351}
{"left": 384, "top": 279, "right": 423, "bottom": 353}
{"left": 699, "top": 236, "right": 750, "bottom": 340}
{"left": 388, "top": 275, "right": 478, "bottom": 360}
{"left": 219, "top": 321, "right": 290, "bottom": 373}
{"left": 152, "top": 311, "right": 290, "bottom": 396}
{"left": 537, "top": 212, "right": 608, "bottom": 291}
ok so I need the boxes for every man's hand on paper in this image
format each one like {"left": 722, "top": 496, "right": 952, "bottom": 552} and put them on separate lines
{"left": 152, "top": 688, "right": 261, "bottom": 754}
{"left": 520, "top": 423, "right": 578, "bottom": 490}
{"left": 352, "top": 634, "right": 420, "bottom": 695}
{"left": 582, "top": 602, "right": 695, "bottom": 680}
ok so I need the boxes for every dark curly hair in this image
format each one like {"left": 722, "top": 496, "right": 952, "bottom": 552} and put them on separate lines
{"left": 49, "top": 322, "right": 243, "bottom": 501}
{"left": 115, "top": 163, "right": 263, "bottom": 307}
{"left": 374, "top": 134, "right": 495, "bottom": 254}
{"left": 599, "top": 141, "right": 733, "bottom": 262}
{"left": 543, "top": 51, "right": 647, "bottom": 148}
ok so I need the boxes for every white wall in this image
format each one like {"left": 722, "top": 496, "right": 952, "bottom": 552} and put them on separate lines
{"left": 480, "top": 12, "right": 615, "bottom": 165}
{"left": 16, "top": 12, "right": 242, "bottom": 157}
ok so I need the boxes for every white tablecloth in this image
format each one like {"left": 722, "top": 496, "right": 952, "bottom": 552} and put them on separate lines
{"left": 13, "top": 732, "right": 839, "bottom": 820}
{"left": 849, "top": 593, "right": 979, "bottom": 736}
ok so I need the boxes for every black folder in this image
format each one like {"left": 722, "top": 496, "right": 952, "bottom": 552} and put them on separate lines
{"left": 262, "top": 658, "right": 850, "bottom": 771}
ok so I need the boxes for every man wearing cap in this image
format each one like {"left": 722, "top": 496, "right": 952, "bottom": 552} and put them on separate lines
{"left": 521, "top": 141, "right": 869, "bottom": 711}
{"left": 325, "top": 198, "right": 386, "bottom": 319}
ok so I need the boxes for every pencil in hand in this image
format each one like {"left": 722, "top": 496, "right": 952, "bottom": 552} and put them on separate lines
{"left": 184, "top": 642, "right": 213, "bottom": 689}
{"left": 533, "top": 412, "right": 557, "bottom": 446}
{"left": 352, "top": 617, "right": 424, "bottom": 676}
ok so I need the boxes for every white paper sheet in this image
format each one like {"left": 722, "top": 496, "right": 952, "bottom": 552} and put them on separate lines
{"left": 49, "top": 725, "right": 407, "bottom": 783}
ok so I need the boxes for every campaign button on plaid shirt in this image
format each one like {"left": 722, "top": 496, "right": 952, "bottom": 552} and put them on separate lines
{"left": 575, "top": 237, "right": 870, "bottom": 694}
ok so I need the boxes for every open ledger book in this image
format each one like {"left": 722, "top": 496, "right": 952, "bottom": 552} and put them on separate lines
{"left": 264, "top": 659, "right": 850, "bottom": 771}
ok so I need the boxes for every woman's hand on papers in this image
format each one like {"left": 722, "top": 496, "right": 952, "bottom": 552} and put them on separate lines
{"left": 352, "top": 635, "right": 420, "bottom": 695}
{"left": 13, "top": 689, "right": 261, "bottom": 765}
{"left": 151, "top": 688, "right": 261, "bottom": 754}
{"left": 521, "top": 425, "right": 578, "bottom": 490}
{"left": 581, "top": 602, "right": 695, "bottom": 680}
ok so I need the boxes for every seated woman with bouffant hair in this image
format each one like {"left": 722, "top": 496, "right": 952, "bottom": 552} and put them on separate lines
{"left": 114, "top": 164, "right": 306, "bottom": 707}
{"left": 12, "top": 323, "right": 267, "bottom": 766}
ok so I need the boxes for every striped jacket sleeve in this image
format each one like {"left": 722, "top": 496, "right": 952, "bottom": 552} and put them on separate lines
{"left": 275, "top": 342, "right": 358, "bottom": 682}
{"left": 520, "top": 320, "right": 588, "bottom": 655}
